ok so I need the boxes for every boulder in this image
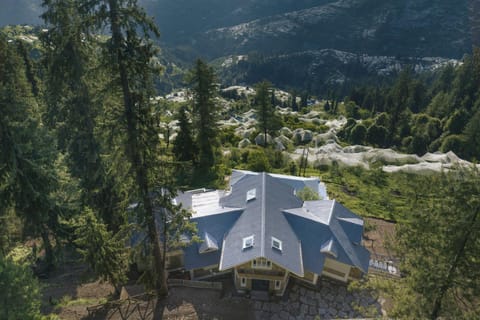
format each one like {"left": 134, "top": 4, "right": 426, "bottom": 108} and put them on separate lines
{"left": 238, "top": 138, "right": 251, "bottom": 148}
{"left": 302, "top": 130, "right": 313, "bottom": 143}
{"left": 255, "top": 133, "right": 273, "bottom": 146}
{"left": 279, "top": 127, "right": 293, "bottom": 137}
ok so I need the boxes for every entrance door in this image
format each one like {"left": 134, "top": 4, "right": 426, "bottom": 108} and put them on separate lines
{"left": 251, "top": 279, "right": 269, "bottom": 291}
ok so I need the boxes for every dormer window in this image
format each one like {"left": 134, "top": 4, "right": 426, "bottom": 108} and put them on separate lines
{"left": 271, "top": 237, "right": 282, "bottom": 251}
{"left": 246, "top": 188, "right": 256, "bottom": 201}
{"left": 243, "top": 235, "right": 254, "bottom": 249}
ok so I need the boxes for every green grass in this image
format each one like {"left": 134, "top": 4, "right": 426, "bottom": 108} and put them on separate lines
{"left": 55, "top": 295, "right": 107, "bottom": 309}
{"left": 298, "top": 165, "right": 426, "bottom": 222}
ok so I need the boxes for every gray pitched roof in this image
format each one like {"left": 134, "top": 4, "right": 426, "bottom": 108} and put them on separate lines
{"left": 183, "top": 210, "right": 242, "bottom": 270}
{"left": 283, "top": 200, "right": 370, "bottom": 273}
{"left": 230, "top": 170, "right": 328, "bottom": 199}
{"left": 219, "top": 173, "right": 304, "bottom": 276}
{"left": 179, "top": 171, "right": 370, "bottom": 276}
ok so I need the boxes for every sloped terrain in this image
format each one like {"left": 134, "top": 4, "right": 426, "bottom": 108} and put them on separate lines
{"left": 215, "top": 50, "right": 457, "bottom": 92}
{"left": 186, "top": 0, "right": 471, "bottom": 59}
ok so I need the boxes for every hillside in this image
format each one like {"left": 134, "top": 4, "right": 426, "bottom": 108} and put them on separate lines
{"left": 214, "top": 50, "right": 457, "bottom": 94}
{"left": 1, "top": 0, "right": 476, "bottom": 94}
{"left": 185, "top": 0, "right": 472, "bottom": 59}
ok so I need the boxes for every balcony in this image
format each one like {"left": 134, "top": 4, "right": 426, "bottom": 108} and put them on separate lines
{"left": 236, "top": 268, "right": 285, "bottom": 280}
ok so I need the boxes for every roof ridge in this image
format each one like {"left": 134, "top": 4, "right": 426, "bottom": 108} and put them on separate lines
{"left": 328, "top": 199, "right": 336, "bottom": 224}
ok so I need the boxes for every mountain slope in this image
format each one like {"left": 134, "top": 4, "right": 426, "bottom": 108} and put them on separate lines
{"left": 190, "top": 0, "right": 472, "bottom": 59}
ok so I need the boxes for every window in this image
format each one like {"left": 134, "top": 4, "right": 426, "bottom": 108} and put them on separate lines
{"left": 271, "top": 237, "right": 283, "bottom": 251}
{"left": 240, "top": 277, "right": 247, "bottom": 287}
{"left": 274, "top": 280, "right": 281, "bottom": 290}
{"left": 246, "top": 188, "right": 256, "bottom": 201}
{"left": 243, "top": 235, "right": 254, "bottom": 249}
{"left": 252, "top": 257, "right": 272, "bottom": 269}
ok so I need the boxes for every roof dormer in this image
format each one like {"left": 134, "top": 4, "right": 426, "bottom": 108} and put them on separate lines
{"left": 198, "top": 232, "right": 219, "bottom": 254}
{"left": 246, "top": 188, "right": 256, "bottom": 201}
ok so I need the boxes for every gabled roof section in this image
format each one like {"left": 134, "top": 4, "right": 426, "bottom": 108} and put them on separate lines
{"left": 283, "top": 199, "right": 370, "bottom": 274}
{"left": 183, "top": 209, "right": 243, "bottom": 270}
{"left": 229, "top": 170, "right": 259, "bottom": 188}
{"left": 180, "top": 170, "right": 369, "bottom": 276}
{"left": 332, "top": 201, "right": 364, "bottom": 245}
{"left": 269, "top": 172, "right": 328, "bottom": 200}
{"left": 219, "top": 173, "right": 304, "bottom": 276}
{"left": 199, "top": 231, "right": 219, "bottom": 254}
{"left": 320, "top": 238, "right": 338, "bottom": 258}
{"left": 231, "top": 170, "right": 328, "bottom": 200}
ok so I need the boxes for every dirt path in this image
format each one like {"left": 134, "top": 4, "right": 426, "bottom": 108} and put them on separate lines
{"left": 364, "top": 217, "right": 396, "bottom": 258}
{"left": 41, "top": 263, "right": 253, "bottom": 320}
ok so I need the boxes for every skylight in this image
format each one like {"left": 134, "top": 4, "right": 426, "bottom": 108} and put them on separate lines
{"left": 246, "top": 188, "right": 256, "bottom": 201}
{"left": 242, "top": 235, "right": 254, "bottom": 249}
{"left": 271, "top": 236, "right": 282, "bottom": 251}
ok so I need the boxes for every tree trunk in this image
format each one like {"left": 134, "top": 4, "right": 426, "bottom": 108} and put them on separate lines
{"left": 40, "top": 228, "right": 54, "bottom": 270}
{"left": 107, "top": 0, "right": 167, "bottom": 296}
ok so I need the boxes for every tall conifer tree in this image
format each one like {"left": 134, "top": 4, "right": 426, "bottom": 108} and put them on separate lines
{"left": 187, "top": 59, "right": 219, "bottom": 170}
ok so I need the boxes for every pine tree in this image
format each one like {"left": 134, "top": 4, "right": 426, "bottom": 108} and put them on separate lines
{"left": 172, "top": 106, "right": 196, "bottom": 163}
{"left": 187, "top": 59, "right": 219, "bottom": 171}
{"left": 254, "top": 81, "right": 277, "bottom": 147}
{"left": 0, "top": 33, "right": 59, "bottom": 269}
{"left": 87, "top": 0, "right": 169, "bottom": 295}
{"left": 0, "top": 255, "right": 42, "bottom": 319}
{"left": 41, "top": 0, "right": 125, "bottom": 231}
{"left": 74, "top": 208, "right": 128, "bottom": 295}
{"left": 393, "top": 167, "right": 480, "bottom": 319}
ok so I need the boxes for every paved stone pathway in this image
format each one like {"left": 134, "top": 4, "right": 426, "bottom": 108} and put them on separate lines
{"left": 251, "top": 279, "right": 381, "bottom": 320}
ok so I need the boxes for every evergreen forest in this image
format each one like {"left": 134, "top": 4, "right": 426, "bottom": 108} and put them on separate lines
{"left": 0, "top": 1, "right": 479, "bottom": 319}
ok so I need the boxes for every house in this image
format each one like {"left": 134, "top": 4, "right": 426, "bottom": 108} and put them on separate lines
{"left": 166, "top": 170, "right": 370, "bottom": 296}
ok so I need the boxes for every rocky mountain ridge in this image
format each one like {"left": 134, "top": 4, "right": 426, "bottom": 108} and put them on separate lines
{"left": 1, "top": 0, "right": 476, "bottom": 93}
{"left": 187, "top": 0, "right": 473, "bottom": 59}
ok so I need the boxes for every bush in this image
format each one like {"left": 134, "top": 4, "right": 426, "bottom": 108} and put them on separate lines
{"left": 349, "top": 124, "right": 367, "bottom": 145}
{"left": 366, "top": 124, "right": 389, "bottom": 147}
{"left": 266, "top": 149, "right": 289, "bottom": 169}
{"left": 0, "top": 255, "right": 42, "bottom": 319}
{"left": 440, "top": 134, "right": 467, "bottom": 157}
{"left": 246, "top": 150, "right": 271, "bottom": 172}
{"left": 445, "top": 108, "right": 469, "bottom": 134}
{"left": 297, "top": 187, "right": 321, "bottom": 201}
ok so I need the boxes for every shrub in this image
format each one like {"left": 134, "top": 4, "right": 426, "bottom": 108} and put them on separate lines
{"left": 246, "top": 150, "right": 271, "bottom": 172}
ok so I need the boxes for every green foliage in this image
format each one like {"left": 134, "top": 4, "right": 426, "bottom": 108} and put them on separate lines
{"left": 41, "top": 0, "right": 126, "bottom": 230}
{"left": 172, "top": 106, "right": 196, "bottom": 162}
{"left": 187, "top": 59, "right": 219, "bottom": 170}
{"left": 245, "top": 149, "right": 271, "bottom": 172}
{"left": 349, "top": 123, "right": 367, "bottom": 145}
{"left": 0, "top": 255, "right": 42, "bottom": 320}
{"left": 464, "top": 108, "right": 480, "bottom": 161}
{"left": 296, "top": 187, "right": 321, "bottom": 201}
{"left": 445, "top": 108, "right": 469, "bottom": 134}
{"left": 344, "top": 100, "right": 360, "bottom": 119}
{"left": 317, "top": 166, "right": 420, "bottom": 221}
{"left": 218, "top": 126, "right": 241, "bottom": 148}
{"left": 254, "top": 81, "right": 283, "bottom": 146}
{"left": 345, "top": 50, "right": 480, "bottom": 160}
{"left": 0, "top": 32, "right": 61, "bottom": 268}
{"left": 365, "top": 124, "right": 389, "bottom": 147}
{"left": 392, "top": 168, "right": 480, "bottom": 318}
{"left": 74, "top": 208, "right": 129, "bottom": 294}
{"left": 440, "top": 134, "right": 467, "bottom": 155}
